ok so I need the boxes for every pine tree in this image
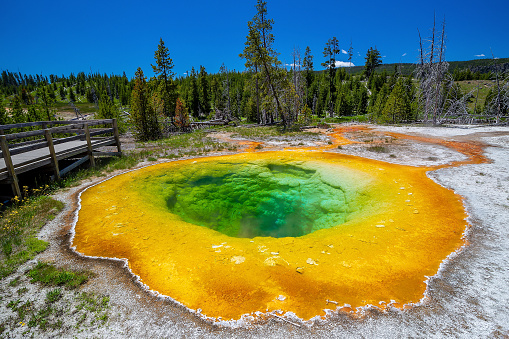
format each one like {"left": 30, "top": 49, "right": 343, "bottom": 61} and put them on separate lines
{"left": 198, "top": 65, "right": 211, "bottom": 116}
{"left": 37, "top": 86, "right": 55, "bottom": 121}
{"left": 347, "top": 40, "right": 354, "bottom": 67}
{"left": 322, "top": 37, "right": 340, "bottom": 117}
{"left": 174, "top": 98, "right": 190, "bottom": 130}
{"left": 381, "top": 79, "right": 411, "bottom": 123}
{"left": 97, "top": 89, "right": 117, "bottom": 119}
{"left": 59, "top": 85, "right": 66, "bottom": 100}
{"left": 152, "top": 38, "right": 178, "bottom": 119}
{"left": 303, "top": 46, "right": 314, "bottom": 109}
{"left": 219, "top": 63, "right": 232, "bottom": 117}
{"left": 188, "top": 67, "right": 199, "bottom": 117}
{"left": 26, "top": 104, "right": 43, "bottom": 122}
{"left": 11, "top": 95, "right": 25, "bottom": 124}
{"left": 369, "top": 83, "right": 390, "bottom": 121}
{"left": 240, "top": 0, "right": 287, "bottom": 126}
{"left": 364, "top": 47, "right": 382, "bottom": 80}
{"left": 335, "top": 87, "right": 348, "bottom": 116}
{"left": 69, "top": 88, "right": 76, "bottom": 102}
{"left": 130, "top": 68, "right": 160, "bottom": 141}
{"left": 0, "top": 95, "right": 10, "bottom": 125}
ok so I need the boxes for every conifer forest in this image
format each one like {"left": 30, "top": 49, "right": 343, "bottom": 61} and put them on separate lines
{"left": 1, "top": 0, "right": 508, "bottom": 141}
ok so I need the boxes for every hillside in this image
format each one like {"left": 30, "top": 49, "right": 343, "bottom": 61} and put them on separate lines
{"left": 343, "top": 57, "right": 509, "bottom": 76}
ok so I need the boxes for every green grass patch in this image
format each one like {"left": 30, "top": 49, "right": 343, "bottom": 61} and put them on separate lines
{"left": 224, "top": 125, "right": 320, "bottom": 140}
{"left": 1, "top": 264, "right": 108, "bottom": 335}
{"left": 27, "top": 262, "right": 92, "bottom": 289}
{"left": 157, "top": 130, "right": 232, "bottom": 152}
{"left": 457, "top": 80, "right": 494, "bottom": 112}
{"left": 0, "top": 196, "right": 64, "bottom": 279}
{"left": 9, "top": 276, "right": 21, "bottom": 287}
{"left": 45, "top": 289, "right": 62, "bottom": 303}
{"left": 75, "top": 292, "right": 110, "bottom": 327}
{"left": 17, "top": 287, "right": 28, "bottom": 295}
{"left": 316, "top": 115, "right": 369, "bottom": 123}
{"left": 50, "top": 153, "right": 144, "bottom": 189}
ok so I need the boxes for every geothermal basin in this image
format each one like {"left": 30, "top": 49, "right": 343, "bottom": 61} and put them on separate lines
{"left": 73, "top": 150, "right": 467, "bottom": 321}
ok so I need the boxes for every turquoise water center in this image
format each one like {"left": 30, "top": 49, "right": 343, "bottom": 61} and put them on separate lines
{"left": 136, "top": 157, "right": 370, "bottom": 238}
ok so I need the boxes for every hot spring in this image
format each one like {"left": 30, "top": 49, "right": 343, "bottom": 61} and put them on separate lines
{"left": 73, "top": 150, "right": 467, "bottom": 321}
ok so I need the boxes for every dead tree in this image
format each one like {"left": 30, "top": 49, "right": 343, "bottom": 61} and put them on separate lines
{"left": 291, "top": 47, "right": 305, "bottom": 124}
{"left": 483, "top": 69, "right": 508, "bottom": 124}
{"left": 484, "top": 50, "right": 509, "bottom": 124}
{"left": 220, "top": 63, "right": 232, "bottom": 118}
{"left": 415, "top": 16, "right": 471, "bottom": 125}
{"left": 68, "top": 100, "right": 83, "bottom": 119}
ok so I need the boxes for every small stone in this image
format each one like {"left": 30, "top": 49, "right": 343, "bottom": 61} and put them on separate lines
{"left": 296, "top": 267, "right": 304, "bottom": 274}
{"left": 277, "top": 295, "right": 286, "bottom": 301}
{"left": 306, "top": 258, "right": 317, "bottom": 265}
{"left": 413, "top": 209, "right": 419, "bottom": 214}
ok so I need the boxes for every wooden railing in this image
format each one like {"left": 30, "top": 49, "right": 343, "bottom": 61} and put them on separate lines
{"left": 0, "top": 119, "right": 121, "bottom": 197}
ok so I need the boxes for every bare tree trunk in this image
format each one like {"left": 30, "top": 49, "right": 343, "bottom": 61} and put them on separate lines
{"left": 491, "top": 49, "right": 502, "bottom": 123}
{"left": 432, "top": 17, "right": 446, "bottom": 125}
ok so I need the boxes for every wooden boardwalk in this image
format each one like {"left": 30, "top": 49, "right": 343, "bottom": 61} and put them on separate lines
{"left": 0, "top": 119, "right": 121, "bottom": 197}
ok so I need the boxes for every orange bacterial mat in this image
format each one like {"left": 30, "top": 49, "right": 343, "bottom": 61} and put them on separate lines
{"left": 73, "top": 149, "right": 467, "bottom": 321}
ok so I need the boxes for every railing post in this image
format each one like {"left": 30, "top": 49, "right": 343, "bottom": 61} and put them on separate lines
{"left": 0, "top": 135, "right": 21, "bottom": 198}
{"left": 44, "top": 129, "right": 60, "bottom": 180}
{"left": 112, "top": 119, "right": 122, "bottom": 155}
{"left": 85, "top": 124, "right": 96, "bottom": 167}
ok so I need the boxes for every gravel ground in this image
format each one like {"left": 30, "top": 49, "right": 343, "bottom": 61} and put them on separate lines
{"left": 1, "top": 124, "right": 508, "bottom": 338}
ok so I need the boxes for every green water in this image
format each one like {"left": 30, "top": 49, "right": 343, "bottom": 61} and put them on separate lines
{"left": 157, "top": 161, "right": 351, "bottom": 238}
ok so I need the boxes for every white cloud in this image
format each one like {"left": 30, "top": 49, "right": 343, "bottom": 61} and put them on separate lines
{"left": 341, "top": 49, "right": 348, "bottom": 54}
{"left": 335, "top": 61, "right": 355, "bottom": 67}
{"left": 285, "top": 63, "right": 301, "bottom": 67}
{"left": 402, "top": 53, "right": 407, "bottom": 57}
{"left": 474, "top": 54, "right": 486, "bottom": 57}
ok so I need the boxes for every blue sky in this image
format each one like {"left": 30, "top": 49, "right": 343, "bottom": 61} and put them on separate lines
{"left": 1, "top": 0, "right": 508, "bottom": 78}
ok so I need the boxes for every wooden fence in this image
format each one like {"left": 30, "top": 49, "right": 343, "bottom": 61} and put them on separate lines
{"left": 0, "top": 119, "right": 121, "bottom": 197}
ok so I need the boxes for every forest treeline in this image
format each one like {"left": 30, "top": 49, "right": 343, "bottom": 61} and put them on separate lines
{"left": 1, "top": 0, "right": 508, "bottom": 140}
